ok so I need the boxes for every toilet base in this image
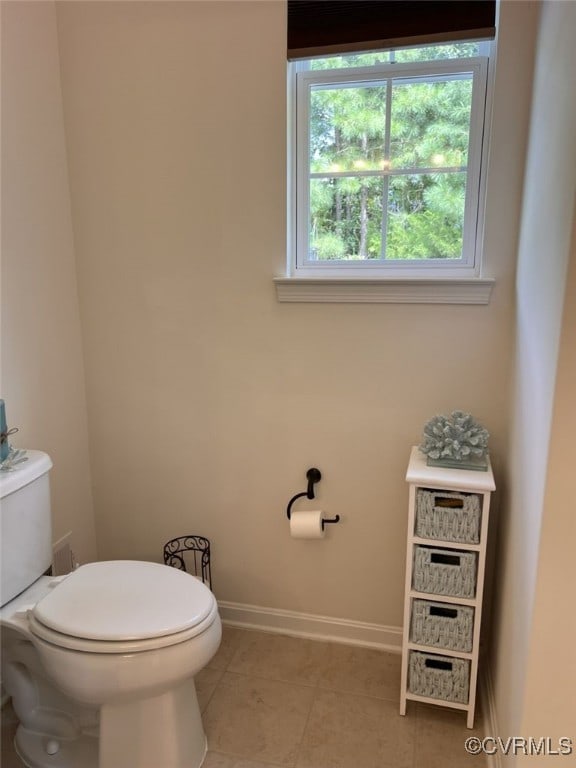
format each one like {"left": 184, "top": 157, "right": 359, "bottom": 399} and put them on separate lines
{"left": 15, "top": 725, "right": 98, "bottom": 768}
{"left": 99, "top": 677, "right": 207, "bottom": 768}
{"left": 12, "top": 679, "right": 207, "bottom": 768}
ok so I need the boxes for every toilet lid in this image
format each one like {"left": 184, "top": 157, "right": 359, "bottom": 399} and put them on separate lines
{"left": 32, "top": 561, "right": 215, "bottom": 642}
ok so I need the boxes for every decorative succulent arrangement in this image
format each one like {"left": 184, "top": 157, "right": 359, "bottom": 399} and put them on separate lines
{"left": 419, "top": 410, "right": 489, "bottom": 465}
{"left": 0, "top": 447, "right": 28, "bottom": 472}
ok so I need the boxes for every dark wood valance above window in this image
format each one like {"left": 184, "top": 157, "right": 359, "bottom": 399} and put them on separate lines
{"left": 287, "top": 0, "right": 497, "bottom": 59}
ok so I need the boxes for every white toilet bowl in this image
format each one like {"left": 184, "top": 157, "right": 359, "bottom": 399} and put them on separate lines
{"left": 2, "top": 560, "right": 221, "bottom": 768}
{"left": 1, "top": 576, "right": 101, "bottom": 767}
{"left": 1, "top": 452, "right": 222, "bottom": 767}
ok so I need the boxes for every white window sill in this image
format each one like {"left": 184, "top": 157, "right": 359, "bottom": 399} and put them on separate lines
{"left": 274, "top": 277, "right": 494, "bottom": 304}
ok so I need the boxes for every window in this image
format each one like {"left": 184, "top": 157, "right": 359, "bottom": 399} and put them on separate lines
{"left": 289, "top": 43, "right": 491, "bottom": 282}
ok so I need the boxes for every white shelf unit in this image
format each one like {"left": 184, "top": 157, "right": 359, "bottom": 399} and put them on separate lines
{"left": 400, "top": 446, "right": 495, "bottom": 728}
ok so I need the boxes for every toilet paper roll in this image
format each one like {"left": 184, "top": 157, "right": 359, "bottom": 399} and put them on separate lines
{"left": 289, "top": 510, "right": 325, "bottom": 539}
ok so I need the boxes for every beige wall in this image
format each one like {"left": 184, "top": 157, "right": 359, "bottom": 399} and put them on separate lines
{"left": 491, "top": 0, "right": 576, "bottom": 742}
{"left": 0, "top": 1, "right": 97, "bottom": 564}
{"left": 518, "top": 0, "right": 576, "bottom": 749}
{"left": 519, "top": 201, "right": 576, "bottom": 752}
{"left": 54, "top": 0, "right": 535, "bottom": 627}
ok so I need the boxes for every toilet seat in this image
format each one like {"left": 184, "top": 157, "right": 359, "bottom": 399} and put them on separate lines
{"left": 29, "top": 560, "right": 218, "bottom": 654}
{"left": 28, "top": 603, "right": 219, "bottom": 653}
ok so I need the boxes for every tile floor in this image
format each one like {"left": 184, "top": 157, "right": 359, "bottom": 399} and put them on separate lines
{"left": 1, "top": 627, "right": 487, "bottom": 767}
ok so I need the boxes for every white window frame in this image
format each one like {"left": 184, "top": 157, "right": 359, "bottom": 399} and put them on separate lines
{"left": 277, "top": 45, "right": 495, "bottom": 303}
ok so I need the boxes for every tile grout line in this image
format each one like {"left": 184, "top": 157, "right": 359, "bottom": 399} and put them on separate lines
{"left": 207, "top": 628, "right": 478, "bottom": 768}
{"left": 290, "top": 669, "right": 324, "bottom": 768}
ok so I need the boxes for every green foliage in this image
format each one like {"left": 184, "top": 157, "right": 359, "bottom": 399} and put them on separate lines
{"left": 307, "top": 46, "right": 477, "bottom": 261}
{"left": 311, "top": 233, "right": 347, "bottom": 260}
{"left": 310, "top": 43, "right": 479, "bottom": 70}
{"left": 386, "top": 174, "right": 465, "bottom": 259}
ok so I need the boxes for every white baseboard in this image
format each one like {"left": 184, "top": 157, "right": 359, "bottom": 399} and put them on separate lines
{"left": 218, "top": 600, "right": 402, "bottom": 653}
{"left": 480, "top": 666, "right": 502, "bottom": 768}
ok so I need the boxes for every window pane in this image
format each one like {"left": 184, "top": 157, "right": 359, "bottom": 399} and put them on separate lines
{"left": 390, "top": 77, "right": 473, "bottom": 169}
{"left": 296, "top": 45, "right": 488, "bottom": 272}
{"left": 309, "top": 177, "right": 383, "bottom": 260}
{"left": 310, "top": 84, "right": 387, "bottom": 173}
{"left": 392, "top": 43, "right": 480, "bottom": 63}
{"left": 310, "top": 52, "right": 391, "bottom": 70}
{"left": 308, "top": 43, "right": 480, "bottom": 70}
{"left": 386, "top": 173, "right": 466, "bottom": 260}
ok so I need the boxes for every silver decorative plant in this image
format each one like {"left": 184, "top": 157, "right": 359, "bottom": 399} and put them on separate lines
{"left": 419, "top": 411, "right": 489, "bottom": 471}
{"left": 0, "top": 446, "right": 28, "bottom": 472}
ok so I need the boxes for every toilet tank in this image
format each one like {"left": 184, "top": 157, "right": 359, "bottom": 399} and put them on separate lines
{"left": 0, "top": 451, "right": 53, "bottom": 606}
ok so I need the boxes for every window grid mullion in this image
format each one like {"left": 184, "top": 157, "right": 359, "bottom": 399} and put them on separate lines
{"left": 310, "top": 166, "right": 468, "bottom": 179}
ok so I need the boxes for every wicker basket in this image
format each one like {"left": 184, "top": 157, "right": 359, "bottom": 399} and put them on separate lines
{"left": 410, "top": 599, "right": 474, "bottom": 652}
{"left": 408, "top": 651, "right": 470, "bottom": 704}
{"left": 415, "top": 489, "right": 481, "bottom": 544}
{"left": 413, "top": 545, "right": 477, "bottom": 598}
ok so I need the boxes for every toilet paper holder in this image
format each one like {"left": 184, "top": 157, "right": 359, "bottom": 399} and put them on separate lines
{"left": 286, "top": 467, "right": 340, "bottom": 530}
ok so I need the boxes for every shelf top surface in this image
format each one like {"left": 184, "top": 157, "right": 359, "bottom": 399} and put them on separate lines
{"left": 406, "top": 446, "right": 496, "bottom": 492}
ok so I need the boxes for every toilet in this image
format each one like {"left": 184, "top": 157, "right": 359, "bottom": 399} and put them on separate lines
{"left": 0, "top": 451, "right": 222, "bottom": 768}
